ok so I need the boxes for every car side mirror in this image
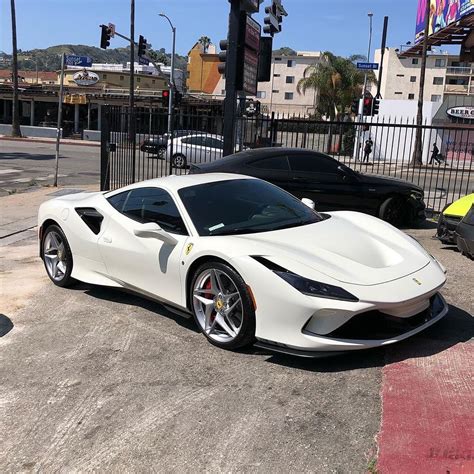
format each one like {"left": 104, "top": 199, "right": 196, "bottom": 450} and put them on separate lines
{"left": 301, "top": 198, "right": 316, "bottom": 210}
{"left": 133, "top": 222, "right": 178, "bottom": 245}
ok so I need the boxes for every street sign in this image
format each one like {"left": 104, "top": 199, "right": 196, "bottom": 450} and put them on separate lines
{"left": 138, "top": 56, "right": 150, "bottom": 66}
{"left": 242, "top": 47, "right": 259, "bottom": 96}
{"left": 108, "top": 22, "right": 116, "bottom": 38}
{"left": 357, "top": 62, "right": 379, "bottom": 70}
{"left": 65, "top": 55, "right": 93, "bottom": 68}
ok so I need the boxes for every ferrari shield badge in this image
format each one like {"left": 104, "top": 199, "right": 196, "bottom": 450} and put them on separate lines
{"left": 185, "top": 243, "right": 194, "bottom": 256}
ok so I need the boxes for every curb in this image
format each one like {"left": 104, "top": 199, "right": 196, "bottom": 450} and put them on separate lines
{"left": 0, "top": 136, "right": 100, "bottom": 147}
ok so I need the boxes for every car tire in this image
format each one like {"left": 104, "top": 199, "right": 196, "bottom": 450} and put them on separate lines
{"left": 190, "top": 261, "right": 256, "bottom": 350}
{"left": 379, "top": 196, "right": 406, "bottom": 227}
{"left": 41, "top": 224, "right": 75, "bottom": 287}
{"left": 172, "top": 154, "right": 187, "bottom": 169}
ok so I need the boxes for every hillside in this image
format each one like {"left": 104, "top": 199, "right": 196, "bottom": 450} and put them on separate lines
{"left": 0, "top": 44, "right": 188, "bottom": 72}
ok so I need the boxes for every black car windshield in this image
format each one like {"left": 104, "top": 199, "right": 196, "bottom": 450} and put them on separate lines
{"left": 178, "top": 179, "right": 324, "bottom": 236}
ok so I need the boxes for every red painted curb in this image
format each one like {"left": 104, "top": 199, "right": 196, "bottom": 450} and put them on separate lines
{"left": 378, "top": 339, "right": 473, "bottom": 473}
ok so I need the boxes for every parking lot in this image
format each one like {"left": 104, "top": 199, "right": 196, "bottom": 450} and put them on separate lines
{"left": 1, "top": 186, "right": 472, "bottom": 472}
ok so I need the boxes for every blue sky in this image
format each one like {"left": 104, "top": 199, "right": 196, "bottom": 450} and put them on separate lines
{"left": 1, "top": 0, "right": 425, "bottom": 58}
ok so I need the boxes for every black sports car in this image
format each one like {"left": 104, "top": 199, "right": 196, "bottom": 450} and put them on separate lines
{"left": 455, "top": 205, "right": 474, "bottom": 259}
{"left": 190, "top": 148, "right": 426, "bottom": 227}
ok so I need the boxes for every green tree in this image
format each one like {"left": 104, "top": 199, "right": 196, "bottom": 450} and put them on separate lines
{"left": 198, "top": 36, "right": 211, "bottom": 54}
{"left": 10, "top": 0, "right": 21, "bottom": 137}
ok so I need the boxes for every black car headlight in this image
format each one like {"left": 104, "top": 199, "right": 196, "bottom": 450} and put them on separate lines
{"left": 410, "top": 190, "right": 424, "bottom": 201}
{"left": 251, "top": 256, "right": 358, "bottom": 302}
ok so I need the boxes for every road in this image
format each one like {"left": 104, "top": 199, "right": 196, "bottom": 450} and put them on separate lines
{"left": 0, "top": 140, "right": 100, "bottom": 196}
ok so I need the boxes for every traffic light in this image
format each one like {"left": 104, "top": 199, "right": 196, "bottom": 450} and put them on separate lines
{"left": 263, "top": 0, "right": 286, "bottom": 36}
{"left": 258, "top": 36, "right": 273, "bottom": 82}
{"left": 174, "top": 89, "right": 182, "bottom": 107}
{"left": 161, "top": 89, "right": 169, "bottom": 107}
{"left": 218, "top": 39, "right": 228, "bottom": 75}
{"left": 351, "top": 99, "right": 359, "bottom": 115}
{"left": 138, "top": 35, "right": 147, "bottom": 58}
{"left": 363, "top": 97, "right": 373, "bottom": 116}
{"left": 372, "top": 98, "right": 380, "bottom": 115}
{"left": 100, "top": 25, "right": 112, "bottom": 49}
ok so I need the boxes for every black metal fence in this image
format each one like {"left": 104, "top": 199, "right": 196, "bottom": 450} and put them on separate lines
{"left": 101, "top": 106, "right": 473, "bottom": 213}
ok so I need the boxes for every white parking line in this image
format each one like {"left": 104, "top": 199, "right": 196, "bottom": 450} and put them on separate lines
{"left": 0, "top": 169, "right": 20, "bottom": 175}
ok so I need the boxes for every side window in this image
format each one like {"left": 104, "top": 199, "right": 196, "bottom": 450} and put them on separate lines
{"left": 288, "top": 154, "right": 339, "bottom": 174}
{"left": 182, "top": 136, "right": 205, "bottom": 146}
{"left": 205, "top": 137, "right": 224, "bottom": 149}
{"left": 249, "top": 156, "right": 290, "bottom": 171}
{"left": 107, "top": 191, "right": 129, "bottom": 212}
{"left": 110, "top": 188, "right": 188, "bottom": 235}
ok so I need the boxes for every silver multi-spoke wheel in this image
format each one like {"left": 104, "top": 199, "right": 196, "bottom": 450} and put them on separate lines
{"left": 192, "top": 268, "right": 243, "bottom": 344}
{"left": 43, "top": 230, "right": 68, "bottom": 282}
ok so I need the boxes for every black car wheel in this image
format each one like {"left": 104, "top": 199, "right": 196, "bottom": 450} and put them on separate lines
{"left": 172, "top": 154, "right": 187, "bottom": 169}
{"left": 379, "top": 196, "right": 406, "bottom": 227}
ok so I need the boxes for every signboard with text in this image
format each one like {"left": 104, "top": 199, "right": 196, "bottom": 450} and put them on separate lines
{"left": 415, "top": 0, "right": 474, "bottom": 44}
{"left": 240, "top": 14, "right": 261, "bottom": 95}
{"left": 357, "top": 62, "right": 379, "bottom": 70}
{"left": 65, "top": 55, "right": 92, "bottom": 68}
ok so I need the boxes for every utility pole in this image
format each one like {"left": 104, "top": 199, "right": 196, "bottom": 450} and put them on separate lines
{"left": 376, "top": 16, "right": 389, "bottom": 99}
{"left": 411, "top": 0, "right": 430, "bottom": 166}
{"left": 222, "top": 0, "right": 241, "bottom": 156}
{"left": 54, "top": 53, "right": 65, "bottom": 187}
{"left": 360, "top": 12, "right": 374, "bottom": 117}
{"left": 10, "top": 0, "right": 21, "bottom": 137}
{"left": 129, "top": 0, "right": 136, "bottom": 182}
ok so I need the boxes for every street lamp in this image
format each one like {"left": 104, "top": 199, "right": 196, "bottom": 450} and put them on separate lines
{"left": 158, "top": 12, "right": 176, "bottom": 141}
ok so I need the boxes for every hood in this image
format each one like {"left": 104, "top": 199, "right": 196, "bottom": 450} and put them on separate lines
{"left": 356, "top": 173, "right": 421, "bottom": 192}
{"left": 443, "top": 193, "right": 474, "bottom": 218}
{"left": 233, "top": 212, "right": 430, "bottom": 286}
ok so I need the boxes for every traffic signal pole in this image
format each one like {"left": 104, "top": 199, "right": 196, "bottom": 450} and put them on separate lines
{"left": 222, "top": 0, "right": 241, "bottom": 157}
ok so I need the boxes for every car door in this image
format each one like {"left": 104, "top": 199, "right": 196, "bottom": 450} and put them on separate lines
{"left": 180, "top": 136, "right": 205, "bottom": 164}
{"left": 98, "top": 187, "right": 190, "bottom": 306}
{"left": 286, "top": 153, "right": 359, "bottom": 212}
{"left": 244, "top": 155, "right": 290, "bottom": 189}
{"left": 204, "top": 137, "right": 224, "bottom": 163}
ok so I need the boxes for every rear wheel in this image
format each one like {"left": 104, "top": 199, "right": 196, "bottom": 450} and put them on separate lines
{"left": 379, "top": 196, "right": 406, "bottom": 227}
{"left": 190, "top": 262, "right": 256, "bottom": 350}
{"left": 172, "top": 154, "right": 187, "bottom": 169}
{"left": 42, "top": 225, "right": 74, "bottom": 287}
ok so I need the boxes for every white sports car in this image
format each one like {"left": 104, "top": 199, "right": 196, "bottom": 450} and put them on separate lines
{"left": 38, "top": 174, "right": 448, "bottom": 356}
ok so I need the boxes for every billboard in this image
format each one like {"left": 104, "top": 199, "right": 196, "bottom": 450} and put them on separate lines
{"left": 415, "top": 0, "right": 474, "bottom": 43}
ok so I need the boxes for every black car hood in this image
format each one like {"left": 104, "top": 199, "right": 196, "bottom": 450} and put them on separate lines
{"left": 356, "top": 172, "right": 422, "bottom": 192}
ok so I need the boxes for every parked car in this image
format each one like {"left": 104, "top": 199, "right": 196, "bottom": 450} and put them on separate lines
{"left": 38, "top": 174, "right": 447, "bottom": 356}
{"left": 140, "top": 130, "right": 201, "bottom": 156}
{"left": 190, "top": 147, "right": 426, "bottom": 227}
{"left": 436, "top": 193, "right": 474, "bottom": 259}
{"left": 167, "top": 134, "right": 226, "bottom": 168}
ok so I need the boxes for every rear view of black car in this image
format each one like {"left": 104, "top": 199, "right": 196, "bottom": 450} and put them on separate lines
{"left": 190, "top": 148, "right": 426, "bottom": 227}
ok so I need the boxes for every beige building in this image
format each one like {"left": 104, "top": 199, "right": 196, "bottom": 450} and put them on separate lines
{"left": 213, "top": 51, "right": 322, "bottom": 116}
{"left": 373, "top": 48, "right": 474, "bottom": 103}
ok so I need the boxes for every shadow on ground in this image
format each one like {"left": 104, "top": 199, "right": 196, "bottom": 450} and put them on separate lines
{"left": 67, "top": 282, "right": 473, "bottom": 373}
{"left": 0, "top": 314, "right": 14, "bottom": 337}
{"left": 0, "top": 153, "right": 69, "bottom": 161}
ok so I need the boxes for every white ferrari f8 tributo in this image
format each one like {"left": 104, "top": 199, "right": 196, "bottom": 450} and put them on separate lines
{"left": 38, "top": 174, "right": 448, "bottom": 356}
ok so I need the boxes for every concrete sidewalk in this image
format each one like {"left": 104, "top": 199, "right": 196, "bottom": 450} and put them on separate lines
{"left": 0, "top": 135, "right": 100, "bottom": 147}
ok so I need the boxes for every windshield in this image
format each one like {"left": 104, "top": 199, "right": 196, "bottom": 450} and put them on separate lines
{"left": 178, "top": 179, "right": 325, "bottom": 236}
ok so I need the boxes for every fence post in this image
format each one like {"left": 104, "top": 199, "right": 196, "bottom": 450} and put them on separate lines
{"left": 100, "top": 105, "right": 110, "bottom": 191}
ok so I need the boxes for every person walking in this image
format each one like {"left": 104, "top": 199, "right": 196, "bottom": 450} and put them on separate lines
{"left": 363, "top": 138, "right": 373, "bottom": 163}
{"left": 429, "top": 143, "right": 443, "bottom": 165}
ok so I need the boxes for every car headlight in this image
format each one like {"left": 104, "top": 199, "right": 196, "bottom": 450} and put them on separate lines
{"left": 275, "top": 271, "right": 359, "bottom": 302}
{"left": 410, "top": 191, "right": 424, "bottom": 201}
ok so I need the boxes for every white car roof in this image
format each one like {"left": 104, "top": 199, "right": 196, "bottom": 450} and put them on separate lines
{"left": 114, "top": 173, "right": 257, "bottom": 194}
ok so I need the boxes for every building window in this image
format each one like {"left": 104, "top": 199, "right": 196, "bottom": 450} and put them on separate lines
{"left": 435, "top": 58, "right": 446, "bottom": 67}
{"left": 284, "top": 92, "right": 294, "bottom": 100}
{"left": 256, "top": 91, "right": 266, "bottom": 99}
{"left": 396, "top": 74, "right": 405, "bottom": 77}
{"left": 221, "top": 89, "right": 225, "bottom": 95}
{"left": 120, "top": 75, "right": 124, "bottom": 80}
{"left": 408, "top": 93, "right": 415, "bottom": 100}
{"left": 287, "top": 60, "right": 295, "bottom": 67}
{"left": 410, "top": 76, "right": 416, "bottom": 82}
{"left": 433, "top": 77, "right": 444, "bottom": 85}
{"left": 152, "top": 79, "right": 155, "bottom": 84}
{"left": 274, "top": 57, "right": 282, "bottom": 61}
{"left": 431, "top": 94, "right": 442, "bottom": 102}
{"left": 273, "top": 73, "right": 281, "bottom": 77}
{"left": 272, "top": 89, "right": 279, "bottom": 93}
{"left": 412, "top": 58, "right": 419, "bottom": 65}
{"left": 286, "top": 76, "right": 295, "bottom": 84}
{"left": 394, "top": 92, "right": 403, "bottom": 95}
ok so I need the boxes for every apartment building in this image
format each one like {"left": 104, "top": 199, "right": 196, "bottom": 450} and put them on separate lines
{"left": 373, "top": 48, "right": 474, "bottom": 103}
{"left": 212, "top": 50, "right": 321, "bottom": 116}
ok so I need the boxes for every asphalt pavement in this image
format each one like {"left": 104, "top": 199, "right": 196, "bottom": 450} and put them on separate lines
{"left": 0, "top": 139, "right": 100, "bottom": 196}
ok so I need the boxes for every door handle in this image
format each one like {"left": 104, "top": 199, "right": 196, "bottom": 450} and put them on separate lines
{"left": 103, "top": 236, "right": 112, "bottom": 244}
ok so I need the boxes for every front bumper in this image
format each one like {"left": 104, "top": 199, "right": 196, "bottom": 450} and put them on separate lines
{"left": 455, "top": 222, "right": 474, "bottom": 258}
{"left": 436, "top": 213, "right": 462, "bottom": 244}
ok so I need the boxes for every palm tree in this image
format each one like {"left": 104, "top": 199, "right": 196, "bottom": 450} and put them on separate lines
{"left": 198, "top": 36, "right": 211, "bottom": 54}
{"left": 298, "top": 52, "right": 373, "bottom": 152}
{"left": 10, "top": 0, "right": 21, "bottom": 137}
